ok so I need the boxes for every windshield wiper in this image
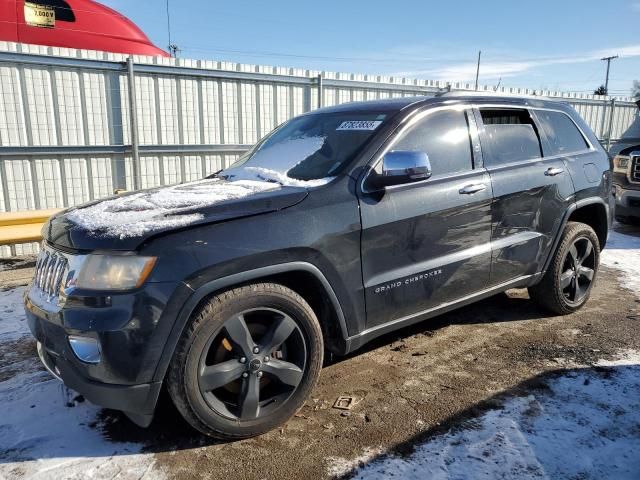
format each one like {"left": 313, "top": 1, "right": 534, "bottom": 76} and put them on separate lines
{"left": 205, "top": 171, "right": 228, "bottom": 180}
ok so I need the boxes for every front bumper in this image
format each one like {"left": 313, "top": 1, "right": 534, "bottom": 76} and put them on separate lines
{"left": 35, "top": 339, "right": 161, "bottom": 426}
{"left": 614, "top": 184, "right": 640, "bottom": 218}
{"left": 24, "top": 275, "right": 191, "bottom": 426}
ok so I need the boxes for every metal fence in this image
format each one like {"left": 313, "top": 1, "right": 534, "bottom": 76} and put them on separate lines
{"left": 1, "top": 41, "right": 639, "bottom": 256}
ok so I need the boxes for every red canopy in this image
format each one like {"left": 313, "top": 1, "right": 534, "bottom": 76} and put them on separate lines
{"left": 0, "top": 0, "right": 169, "bottom": 57}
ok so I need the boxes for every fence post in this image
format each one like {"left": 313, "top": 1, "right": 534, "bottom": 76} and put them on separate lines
{"left": 598, "top": 96, "right": 609, "bottom": 141}
{"left": 127, "top": 56, "right": 141, "bottom": 191}
{"left": 317, "top": 73, "right": 323, "bottom": 109}
{"left": 606, "top": 98, "right": 616, "bottom": 151}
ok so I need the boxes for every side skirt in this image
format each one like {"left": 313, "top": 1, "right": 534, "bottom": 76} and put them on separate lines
{"left": 344, "top": 273, "right": 541, "bottom": 353}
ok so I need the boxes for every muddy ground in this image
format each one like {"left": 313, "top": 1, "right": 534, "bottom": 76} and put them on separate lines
{"left": 1, "top": 235, "right": 639, "bottom": 479}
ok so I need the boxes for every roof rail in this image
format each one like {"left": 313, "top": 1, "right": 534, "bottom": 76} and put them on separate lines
{"left": 433, "top": 90, "right": 559, "bottom": 101}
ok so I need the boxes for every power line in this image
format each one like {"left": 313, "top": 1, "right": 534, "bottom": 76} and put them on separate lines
{"left": 178, "top": 45, "right": 474, "bottom": 65}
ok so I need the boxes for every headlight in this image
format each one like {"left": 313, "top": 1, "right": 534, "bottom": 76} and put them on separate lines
{"left": 613, "top": 156, "right": 629, "bottom": 174}
{"left": 75, "top": 255, "right": 157, "bottom": 290}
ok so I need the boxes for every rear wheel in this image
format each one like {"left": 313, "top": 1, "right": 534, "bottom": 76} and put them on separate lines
{"left": 167, "top": 283, "right": 323, "bottom": 439}
{"left": 529, "top": 222, "right": 600, "bottom": 315}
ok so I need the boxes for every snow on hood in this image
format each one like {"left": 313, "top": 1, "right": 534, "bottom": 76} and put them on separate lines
{"left": 66, "top": 179, "right": 280, "bottom": 239}
{"left": 228, "top": 136, "right": 335, "bottom": 186}
{"left": 65, "top": 136, "right": 334, "bottom": 239}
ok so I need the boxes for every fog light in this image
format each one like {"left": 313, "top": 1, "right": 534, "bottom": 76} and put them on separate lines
{"left": 68, "top": 336, "right": 101, "bottom": 364}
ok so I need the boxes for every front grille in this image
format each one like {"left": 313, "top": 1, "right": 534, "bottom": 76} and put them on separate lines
{"left": 631, "top": 155, "right": 640, "bottom": 183}
{"left": 33, "top": 248, "right": 68, "bottom": 299}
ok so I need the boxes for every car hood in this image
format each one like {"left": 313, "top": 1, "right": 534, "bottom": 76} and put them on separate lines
{"left": 44, "top": 178, "right": 308, "bottom": 251}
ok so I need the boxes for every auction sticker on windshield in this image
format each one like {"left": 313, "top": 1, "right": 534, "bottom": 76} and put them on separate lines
{"left": 337, "top": 120, "right": 383, "bottom": 131}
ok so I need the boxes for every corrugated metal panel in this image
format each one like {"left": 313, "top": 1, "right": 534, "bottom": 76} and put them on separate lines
{"left": 221, "top": 81, "right": 239, "bottom": 143}
{"left": 158, "top": 76, "right": 179, "bottom": 144}
{"left": 181, "top": 79, "right": 201, "bottom": 145}
{"left": 83, "top": 71, "right": 109, "bottom": 145}
{"left": 4, "top": 159, "right": 34, "bottom": 210}
{"left": 64, "top": 157, "right": 90, "bottom": 206}
{"left": 55, "top": 70, "right": 84, "bottom": 146}
{"left": 91, "top": 156, "right": 113, "bottom": 198}
{"left": 23, "top": 68, "right": 57, "bottom": 146}
{"left": 240, "top": 82, "right": 257, "bottom": 144}
{"left": 202, "top": 79, "right": 221, "bottom": 144}
{"left": 33, "top": 158, "right": 63, "bottom": 207}
{"left": 135, "top": 75, "right": 158, "bottom": 145}
{"left": 0, "top": 66, "right": 27, "bottom": 146}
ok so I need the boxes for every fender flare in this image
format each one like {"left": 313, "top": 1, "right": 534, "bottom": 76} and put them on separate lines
{"left": 152, "top": 261, "right": 350, "bottom": 382}
{"left": 540, "top": 197, "right": 610, "bottom": 275}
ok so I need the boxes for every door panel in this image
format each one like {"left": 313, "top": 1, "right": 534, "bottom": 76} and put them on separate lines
{"left": 360, "top": 171, "right": 493, "bottom": 328}
{"left": 358, "top": 107, "right": 493, "bottom": 330}
{"left": 487, "top": 158, "right": 573, "bottom": 283}
{"left": 475, "top": 107, "right": 574, "bottom": 284}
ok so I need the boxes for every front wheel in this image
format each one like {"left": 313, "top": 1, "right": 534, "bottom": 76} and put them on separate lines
{"left": 167, "top": 283, "right": 324, "bottom": 439}
{"left": 529, "top": 221, "right": 600, "bottom": 315}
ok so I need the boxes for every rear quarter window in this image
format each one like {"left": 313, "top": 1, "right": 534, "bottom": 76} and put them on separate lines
{"left": 535, "top": 110, "right": 590, "bottom": 156}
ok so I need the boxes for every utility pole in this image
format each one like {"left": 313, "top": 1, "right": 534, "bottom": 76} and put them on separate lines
{"left": 474, "top": 50, "right": 481, "bottom": 91}
{"left": 599, "top": 55, "right": 618, "bottom": 141}
{"left": 600, "top": 55, "right": 618, "bottom": 95}
{"left": 166, "top": 0, "right": 180, "bottom": 58}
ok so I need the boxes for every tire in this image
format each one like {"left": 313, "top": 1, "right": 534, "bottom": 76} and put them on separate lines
{"left": 529, "top": 221, "right": 600, "bottom": 315}
{"left": 167, "top": 283, "right": 324, "bottom": 439}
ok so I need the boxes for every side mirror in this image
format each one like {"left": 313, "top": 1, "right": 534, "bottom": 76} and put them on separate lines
{"left": 377, "top": 150, "right": 432, "bottom": 187}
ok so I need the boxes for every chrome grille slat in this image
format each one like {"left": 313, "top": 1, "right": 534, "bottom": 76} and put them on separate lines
{"left": 33, "top": 247, "right": 68, "bottom": 301}
{"left": 632, "top": 156, "right": 640, "bottom": 183}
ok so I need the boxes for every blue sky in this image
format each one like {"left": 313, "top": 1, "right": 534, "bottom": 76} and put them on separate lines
{"left": 102, "top": 0, "right": 640, "bottom": 95}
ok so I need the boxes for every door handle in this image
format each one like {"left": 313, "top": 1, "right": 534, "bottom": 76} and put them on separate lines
{"left": 459, "top": 183, "right": 487, "bottom": 195}
{"left": 544, "top": 167, "right": 564, "bottom": 176}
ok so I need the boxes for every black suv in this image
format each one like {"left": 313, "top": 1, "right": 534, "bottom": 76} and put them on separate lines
{"left": 613, "top": 145, "right": 640, "bottom": 223}
{"left": 25, "top": 94, "right": 613, "bottom": 439}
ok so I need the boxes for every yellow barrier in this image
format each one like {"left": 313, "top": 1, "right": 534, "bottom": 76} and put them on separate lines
{"left": 0, "top": 209, "right": 61, "bottom": 246}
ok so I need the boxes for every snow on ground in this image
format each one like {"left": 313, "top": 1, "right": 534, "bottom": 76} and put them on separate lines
{"left": 66, "top": 179, "right": 279, "bottom": 239}
{"left": 336, "top": 350, "right": 640, "bottom": 480}
{"left": 600, "top": 226, "right": 640, "bottom": 293}
{"left": 0, "top": 286, "right": 164, "bottom": 480}
{"left": 0, "top": 288, "right": 27, "bottom": 342}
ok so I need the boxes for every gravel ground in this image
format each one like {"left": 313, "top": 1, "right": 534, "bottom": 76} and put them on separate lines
{"left": 0, "top": 225, "right": 639, "bottom": 479}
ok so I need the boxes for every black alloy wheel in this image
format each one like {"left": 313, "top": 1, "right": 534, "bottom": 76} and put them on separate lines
{"left": 529, "top": 221, "right": 600, "bottom": 315}
{"left": 559, "top": 237, "right": 596, "bottom": 306}
{"left": 197, "top": 308, "right": 306, "bottom": 421}
{"left": 167, "top": 283, "right": 324, "bottom": 439}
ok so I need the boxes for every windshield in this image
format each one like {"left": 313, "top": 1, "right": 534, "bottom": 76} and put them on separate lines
{"left": 219, "top": 111, "right": 389, "bottom": 186}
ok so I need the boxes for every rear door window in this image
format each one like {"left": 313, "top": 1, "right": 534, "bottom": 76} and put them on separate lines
{"left": 479, "top": 109, "right": 542, "bottom": 166}
{"left": 534, "top": 110, "right": 590, "bottom": 156}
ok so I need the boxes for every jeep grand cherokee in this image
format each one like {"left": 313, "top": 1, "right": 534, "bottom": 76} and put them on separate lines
{"left": 25, "top": 94, "right": 613, "bottom": 439}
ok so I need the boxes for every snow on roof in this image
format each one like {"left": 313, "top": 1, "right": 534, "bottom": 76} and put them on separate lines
{"left": 66, "top": 179, "right": 280, "bottom": 239}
